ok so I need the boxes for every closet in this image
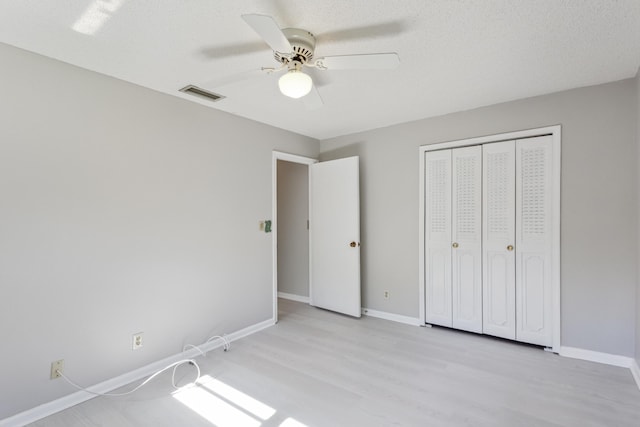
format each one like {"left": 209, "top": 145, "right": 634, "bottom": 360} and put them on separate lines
{"left": 422, "top": 130, "right": 559, "bottom": 348}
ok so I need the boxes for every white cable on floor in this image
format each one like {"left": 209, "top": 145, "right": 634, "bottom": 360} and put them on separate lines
{"left": 182, "top": 344, "right": 207, "bottom": 357}
{"left": 182, "top": 334, "right": 231, "bottom": 357}
{"left": 56, "top": 359, "right": 201, "bottom": 397}
{"left": 56, "top": 334, "right": 229, "bottom": 397}
{"left": 206, "top": 335, "right": 231, "bottom": 352}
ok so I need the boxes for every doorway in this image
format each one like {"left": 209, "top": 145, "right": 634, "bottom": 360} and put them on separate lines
{"left": 272, "top": 152, "right": 317, "bottom": 322}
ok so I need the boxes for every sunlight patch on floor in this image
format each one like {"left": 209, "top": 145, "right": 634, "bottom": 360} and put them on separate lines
{"left": 173, "top": 385, "right": 261, "bottom": 427}
{"left": 199, "top": 375, "right": 276, "bottom": 421}
{"left": 279, "top": 418, "right": 309, "bottom": 427}
{"left": 173, "top": 374, "right": 308, "bottom": 427}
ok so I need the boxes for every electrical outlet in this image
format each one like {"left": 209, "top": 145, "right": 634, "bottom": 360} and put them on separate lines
{"left": 384, "top": 290, "right": 390, "bottom": 299}
{"left": 50, "top": 359, "right": 64, "bottom": 380}
{"left": 132, "top": 332, "right": 144, "bottom": 350}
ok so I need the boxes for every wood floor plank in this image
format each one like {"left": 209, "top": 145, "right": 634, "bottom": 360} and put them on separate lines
{"left": 29, "top": 299, "right": 640, "bottom": 426}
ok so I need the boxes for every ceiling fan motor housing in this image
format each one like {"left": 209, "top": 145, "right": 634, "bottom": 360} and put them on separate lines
{"left": 274, "top": 28, "right": 316, "bottom": 66}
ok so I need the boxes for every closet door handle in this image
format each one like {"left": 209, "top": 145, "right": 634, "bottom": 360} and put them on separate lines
{"left": 452, "top": 242, "right": 459, "bottom": 248}
{"left": 507, "top": 245, "right": 514, "bottom": 251}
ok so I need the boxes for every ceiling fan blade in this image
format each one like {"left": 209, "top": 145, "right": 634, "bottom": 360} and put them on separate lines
{"left": 241, "top": 14, "right": 293, "bottom": 54}
{"left": 315, "top": 53, "right": 400, "bottom": 70}
{"left": 302, "top": 84, "right": 324, "bottom": 110}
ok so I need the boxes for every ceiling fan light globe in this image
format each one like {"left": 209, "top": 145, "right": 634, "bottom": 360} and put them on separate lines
{"left": 278, "top": 70, "right": 313, "bottom": 98}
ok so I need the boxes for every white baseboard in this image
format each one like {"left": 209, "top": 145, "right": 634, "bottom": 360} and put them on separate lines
{"left": 277, "top": 292, "right": 310, "bottom": 303}
{"left": 361, "top": 307, "right": 421, "bottom": 326}
{"left": 631, "top": 359, "right": 640, "bottom": 391}
{"left": 0, "top": 318, "right": 275, "bottom": 427}
{"left": 224, "top": 318, "right": 274, "bottom": 343}
{"left": 559, "top": 346, "right": 633, "bottom": 368}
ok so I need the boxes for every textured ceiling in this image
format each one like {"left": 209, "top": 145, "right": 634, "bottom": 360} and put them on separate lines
{"left": 1, "top": 1, "right": 639, "bottom": 140}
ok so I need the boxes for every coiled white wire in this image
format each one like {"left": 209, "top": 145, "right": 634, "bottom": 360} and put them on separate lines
{"left": 182, "top": 335, "right": 230, "bottom": 356}
{"left": 56, "top": 334, "right": 230, "bottom": 397}
{"left": 56, "top": 359, "right": 201, "bottom": 396}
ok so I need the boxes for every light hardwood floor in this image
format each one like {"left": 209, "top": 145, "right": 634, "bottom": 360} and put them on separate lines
{"left": 31, "top": 299, "right": 640, "bottom": 426}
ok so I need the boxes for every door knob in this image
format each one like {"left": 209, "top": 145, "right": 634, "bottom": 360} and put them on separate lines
{"left": 452, "top": 242, "right": 459, "bottom": 248}
{"left": 349, "top": 241, "right": 360, "bottom": 248}
{"left": 507, "top": 245, "right": 514, "bottom": 251}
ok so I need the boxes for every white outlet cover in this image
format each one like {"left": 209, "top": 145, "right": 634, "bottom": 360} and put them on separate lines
{"left": 132, "top": 332, "right": 144, "bottom": 350}
{"left": 50, "top": 359, "right": 64, "bottom": 379}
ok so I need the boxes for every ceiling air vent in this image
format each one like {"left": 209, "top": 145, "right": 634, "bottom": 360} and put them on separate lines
{"left": 179, "top": 85, "right": 225, "bottom": 102}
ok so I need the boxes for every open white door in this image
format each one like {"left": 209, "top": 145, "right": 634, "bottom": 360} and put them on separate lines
{"left": 309, "top": 156, "right": 361, "bottom": 317}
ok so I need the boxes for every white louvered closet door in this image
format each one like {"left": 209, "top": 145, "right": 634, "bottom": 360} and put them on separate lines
{"left": 424, "top": 150, "right": 452, "bottom": 327}
{"left": 482, "top": 141, "right": 516, "bottom": 340}
{"left": 451, "top": 146, "right": 483, "bottom": 333}
{"left": 516, "top": 136, "right": 554, "bottom": 346}
{"left": 423, "top": 129, "right": 559, "bottom": 348}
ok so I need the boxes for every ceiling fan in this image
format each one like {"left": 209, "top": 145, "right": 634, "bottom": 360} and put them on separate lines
{"left": 207, "top": 14, "right": 400, "bottom": 107}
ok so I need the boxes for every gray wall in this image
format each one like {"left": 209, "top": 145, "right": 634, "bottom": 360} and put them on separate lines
{"left": 320, "top": 79, "right": 638, "bottom": 357}
{"left": 0, "top": 42, "right": 318, "bottom": 419}
{"left": 276, "top": 160, "right": 310, "bottom": 297}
